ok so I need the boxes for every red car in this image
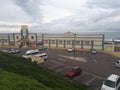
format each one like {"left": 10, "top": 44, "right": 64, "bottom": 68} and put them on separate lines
{"left": 65, "top": 67, "right": 82, "bottom": 78}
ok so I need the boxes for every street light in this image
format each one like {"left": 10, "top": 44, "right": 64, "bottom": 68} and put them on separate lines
{"left": 74, "top": 33, "right": 76, "bottom": 60}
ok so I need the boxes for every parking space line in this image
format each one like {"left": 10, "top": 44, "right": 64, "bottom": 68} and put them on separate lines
{"left": 56, "top": 66, "right": 68, "bottom": 72}
{"left": 49, "top": 60, "right": 71, "bottom": 67}
{"left": 86, "top": 76, "right": 96, "bottom": 85}
{"left": 49, "top": 64, "right": 61, "bottom": 69}
{"left": 49, "top": 60, "right": 65, "bottom": 65}
{"left": 49, "top": 59, "right": 105, "bottom": 79}
{"left": 58, "top": 58, "right": 66, "bottom": 61}
{"left": 83, "top": 71, "right": 105, "bottom": 80}
{"left": 73, "top": 73, "right": 86, "bottom": 80}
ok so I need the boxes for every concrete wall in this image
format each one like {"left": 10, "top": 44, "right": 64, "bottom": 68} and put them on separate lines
{"left": 104, "top": 43, "right": 115, "bottom": 52}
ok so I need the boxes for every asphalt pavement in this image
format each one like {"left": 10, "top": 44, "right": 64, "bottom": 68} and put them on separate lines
{"left": 39, "top": 49, "right": 120, "bottom": 90}
{"left": 6, "top": 48, "right": 120, "bottom": 90}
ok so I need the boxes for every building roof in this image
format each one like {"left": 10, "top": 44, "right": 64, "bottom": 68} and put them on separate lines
{"left": 43, "top": 32, "right": 103, "bottom": 38}
{"left": 63, "top": 31, "right": 74, "bottom": 37}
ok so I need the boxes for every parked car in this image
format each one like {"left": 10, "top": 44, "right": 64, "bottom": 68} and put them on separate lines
{"left": 67, "top": 48, "right": 74, "bottom": 52}
{"left": 22, "top": 49, "right": 39, "bottom": 58}
{"left": 90, "top": 49, "right": 97, "bottom": 54}
{"left": 8, "top": 49, "right": 20, "bottom": 54}
{"left": 22, "top": 54, "right": 29, "bottom": 58}
{"left": 65, "top": 67, "right": 82, "bottom": 78}
{"left": 101, "top": 74, "right": 120, "bottom": 90}
{"left": 116, "top": 60, "right": 120, "bottom": 68}
{"left": 35, "top": 53, "right": 48, "bottom": 60}
{"left": 39, "top": 47, "right": 47, "bottom": 50}
{"left": 25, "top": 49, "right": 39, "bottom": 55}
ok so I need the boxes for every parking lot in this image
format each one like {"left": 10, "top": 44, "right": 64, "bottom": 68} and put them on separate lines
{"left": 2, "top": 48, "right": 120, "bottom": 90}
{"left": 38, "top": 49, "right": 120, "bottom": 90}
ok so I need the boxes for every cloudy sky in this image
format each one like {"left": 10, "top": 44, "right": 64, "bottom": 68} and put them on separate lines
{"left": 0, "top": 0, "right": 120, "bottom": 33}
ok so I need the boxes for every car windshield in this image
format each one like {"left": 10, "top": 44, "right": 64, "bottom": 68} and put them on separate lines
{"left": 104, "top": 80, "right": 116, "bottom": 88}
{"left": 92, "top": 49, "right": 96, "bottom": 51}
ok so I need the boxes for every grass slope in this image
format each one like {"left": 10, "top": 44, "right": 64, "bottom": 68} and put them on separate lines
{"left": 0, "top": 69, "right": 50, "bottom": 90}
{"left": 0, "top": 52, "right": 93, "bottom": 90}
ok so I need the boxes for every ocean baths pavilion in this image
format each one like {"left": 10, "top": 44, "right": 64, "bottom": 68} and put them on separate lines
{"left": 0, "top": 25, "right": 114, "bottom": 51}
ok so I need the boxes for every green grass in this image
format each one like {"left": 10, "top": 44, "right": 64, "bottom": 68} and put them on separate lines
{"left": 0, "top": 52, "right": 94, "bottom": 90}
{"left": 0, "top": 69, "right": 50, "bottom": 90}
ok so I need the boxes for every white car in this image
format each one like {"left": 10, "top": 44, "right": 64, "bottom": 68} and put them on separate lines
{"left": 8, "top": 49, "right": 20, "bottom": 54}
{"left": 25, "top": 49, "right": 39, "bottom": 55}
{"left": 67, "top": 48, "right": 74, "bottom": 52}
{"left": 101, "top": 74, "right": 120, "bottom": 90}
{"left": 91, "top": 49, "right": 97, "bottom": 54}
{"left": 116, "top": 60, "right": 120, "bottom": 68}
{"left": 22, "top": 54, "right": 29, "bottom": 58}
{"left": 35, "top": 53, "right": 48, "bottom": 60}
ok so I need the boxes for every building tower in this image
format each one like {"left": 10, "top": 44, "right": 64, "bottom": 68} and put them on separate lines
{"left": 20, "top": 25, "right": 29, "bottom": 47}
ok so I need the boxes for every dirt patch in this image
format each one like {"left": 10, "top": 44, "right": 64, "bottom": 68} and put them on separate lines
{"left": 105, "top": 52, "right": 120, "bottom": 58}
{"left": 59, "top": 55, "right": 87, "bottom": 63}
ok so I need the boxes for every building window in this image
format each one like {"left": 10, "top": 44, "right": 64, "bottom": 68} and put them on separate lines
{"left": 67, "top": 41, "right": 71, "bottom": 45}
{"left": 51, "top": 40, "right": 55, "bottom": 44}
{"left": 59, "top": 40, "right": 63, "bottom": 44}
{"left": 16, "top": 36, "right": 19, "bottom": 39}
{"left": 4, "top": 39, "right": 8, "bottom": 43}
{"left": 23, "top": 36, "right": 25, "bottom": 39}
{"left": 31, "top": 36, "right": 34, "bottom": 39}
{"left": 10, "top": 41, "right": 14, "bottom": 45}
{"left": 76, "top": 41, "right": 80, "bottom": 45}
{"left": 84, "top": 41, "right": 90, "bottom": 45}
{"left": 44, "top": 40, "right": 48, "bottom": 43}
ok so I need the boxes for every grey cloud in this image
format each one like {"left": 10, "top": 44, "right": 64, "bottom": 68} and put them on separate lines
{"left": 0, "top": 24, "right": 19, "bottom": 28}
{"left": 81, "top": 16, "right": 120, "bottom": 32}
{"left": 13, "top": 0, "right": 120, "bottom": 33}
{"left": 30, "top": 12, "right": 120, "bottom": 33}
{"left": 13, "top": 0, "right": 43, "bottom": 22}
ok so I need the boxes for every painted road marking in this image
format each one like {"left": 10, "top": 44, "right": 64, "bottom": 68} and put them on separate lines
{"left": 86, "top": 76, "right": 96, "bottom": 85}
{"left": 47, "top": 59, "right": 104, "bottom": 90}
{"left": 83, "top": 71, "right": 105, "bottom": 80}
{"left": 73, "top": 73, "right": 86, "bottom": 80}
{"left": 56, "top": 66, "right": 68, "bottom": 72}
{"left": 58, "top": 58, "right": 66, "bottom": 61}
{"left": 50, "top": 60, "right": 68, "bottom": 66}
{"left": 49, "top": 64, "right": 61, "bottom": 69}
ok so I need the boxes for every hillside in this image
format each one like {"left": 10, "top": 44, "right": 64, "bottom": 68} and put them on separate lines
{"left": 0, "top": 52, "right": 93, "bottom": 90}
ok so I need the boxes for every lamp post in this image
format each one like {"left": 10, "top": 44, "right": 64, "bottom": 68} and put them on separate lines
{"left": 42, "top": 34, "right": 44, "bottom": 48}
{"left": 74, "top": 33, "right": 76, "bottom": 60}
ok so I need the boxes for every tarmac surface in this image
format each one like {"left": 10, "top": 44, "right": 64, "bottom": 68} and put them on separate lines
{"left": 38, "top": 49, "right": 120, "bottom": 90}
{"left": 2, "top": 48, "right": 120, "bottom": 90}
